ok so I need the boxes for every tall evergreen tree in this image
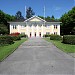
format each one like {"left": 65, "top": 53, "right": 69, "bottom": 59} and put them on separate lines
{"left": 26, "top": 7, "right": 35, "bottom": 19}
{"left": 15, "top": 11, "right": 24, "bottom": 20}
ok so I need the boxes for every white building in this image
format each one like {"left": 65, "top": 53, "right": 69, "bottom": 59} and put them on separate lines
{"left": 9, "top": 16, "right": 61, "bottom": 37}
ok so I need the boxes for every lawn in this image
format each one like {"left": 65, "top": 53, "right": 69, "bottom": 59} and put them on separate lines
{"left": 44, "top": 38, "right": 75, "bottom": 53}
{"left": 0, "top": 38, "right": 28, "bottom": 61}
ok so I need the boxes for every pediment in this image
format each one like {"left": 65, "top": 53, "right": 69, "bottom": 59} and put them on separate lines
{"left": 25, "top": 16, "right": 46, "bottom": 22}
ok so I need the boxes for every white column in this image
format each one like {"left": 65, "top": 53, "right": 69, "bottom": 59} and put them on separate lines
{"left": 51, "top": 25, "right": 54, "bottom": 34}
{"left": 26, "top": 25, "right": 29, "bottom": 37}
{"left": 37, "top": 25, "right": 39, "bottom": 37}
{"left": 58, "top": 25, "right": 60, "bottom": 35}
{"left": 41, "top": 24, "right": 43, "bottom": 37}
{"left": 10, "top": 24, "right": 11, "bottom": 34}
{"left": 32, "top": 25, "right": 34, "bottom": 37}
{"left": 18, "top": 25, "right": 20, "bottom": 33}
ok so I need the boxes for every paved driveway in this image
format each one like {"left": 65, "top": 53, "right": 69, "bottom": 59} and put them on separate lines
{"left": 0, "top": 38, "right": 75, "bottom": 75}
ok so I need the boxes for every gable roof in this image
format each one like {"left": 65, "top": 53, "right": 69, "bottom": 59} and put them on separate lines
{"left": 24, "top": 16, "right": 46, "bottom": 22}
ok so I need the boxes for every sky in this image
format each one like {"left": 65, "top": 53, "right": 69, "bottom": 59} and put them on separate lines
{"left": 0, "top": 0, "right": 74, "bottom": 19}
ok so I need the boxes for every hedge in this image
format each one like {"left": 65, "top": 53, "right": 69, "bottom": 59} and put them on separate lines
{"left": 63, "top": 35, "right": 75, "bottom": 45}
{"left": 19, "top": 34, "right": 28, "bottom": 38}
{"left": 43, "top": 34, "right": 51, "bottom": 37}
{"left": 0, "top": 36, "right": 14, "bottom": 46}
{"left": 12, "top": 36, "right": 21, "bottom": 41}
{"left": 50, "top": 35, "right": 62, "bottom": 40}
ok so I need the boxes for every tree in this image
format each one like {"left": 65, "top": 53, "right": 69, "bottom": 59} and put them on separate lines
{"left": 60, "top": 6, "right": 75, "bottom": 35}
{"left": 15, "top": 11, "right": 24, "bottom": 20}
{"left": 38, "top": 15, "right": 44, "bottom": 19}
{"left": 45, "top": 16, "right": 51, "bottom": 21}
{"left": 51, "top": 15, "right": 55, "bottom": 20}
{"left": 26, "top": 7, "right": 35, "bottom": 19}
{"left": 0, "top": 24, "right": 8, "bottom": 34}
{"left": 71, "top": 27, "right": 75, "bottom": 34}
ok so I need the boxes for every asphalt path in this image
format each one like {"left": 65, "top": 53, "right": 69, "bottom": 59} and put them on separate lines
{"left": 0, "top": 38, "right": 75, "bottom": 75}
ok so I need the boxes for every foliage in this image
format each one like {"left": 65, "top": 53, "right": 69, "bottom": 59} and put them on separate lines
{"left": 19, "top": 34, "right": 28, "bottom": 38}
{"left": 12, "top": 36, "right": 21, "bottom": 41}
{"left": 44, "top": 38, "right": 75, "bottom": 53}
{"left": 38, "top": 15, "right": 59, "bottom": 22}
{"left": 15, "top": 11, "right": 24, "bottom": 21}
{"left": 0, "top": 10, "right": 16, "bottom": 34}
{"left": 60, "top": 6, "right": 75, "bottom": 35}
{"left": 51, "top": 15, "right": 55, "bottom": 20}
{"left": 9, "top": 32, "right": 21, "bottom": 41}
{"left": 0, "top": 38, "right": 28, "bottom": 61}
{"left": 0, "top": 35, "right": 14, "bottom": 46}
{"left": 71, "top": 27, "right": 75, "bottom": 34}
{"left": 50, "top": 35, "right": 62, "bottom": 40}
{"left": 0, "top": 10, "right": 15, "bottom": 22}
{"left": 9, "top": 32, "right": 20, "bottom": 36}
{"left": 43, "top": 34, "right": 51, "bottom": 37}
{"left": 0, "top": 24, "right": 8, "bottom": 34}
{"left": 63, "top": 35, "right": 75, "bottom": 45}
{"left": 26, "top": 7, "right": 35, "bottom": 19}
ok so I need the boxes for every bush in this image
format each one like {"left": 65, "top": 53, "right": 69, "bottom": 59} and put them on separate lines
{"left": 50, "top": 35, "right": 62, "bottom": 40}
{"left": 63, "top": 35, "right": 75, "bottom": 45}
{"left": 12, "top": 36, "right": 21, "bottom": 41}
{"left": 43, "top": 34, "right": 51, "bottom": 37}
{"left": 9, "top": 32, "right": 20, "bottom": 36}
{"left": 19, "top": 34, "right": 28, "bottom": 38}
{"left": 0, "top": 35, "right": 14, "bottom": 46}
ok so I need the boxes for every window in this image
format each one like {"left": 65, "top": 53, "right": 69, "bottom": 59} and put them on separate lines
{"left": 56, "top": 25, "right": 57, "bottom": 29}
{"left": 21, "top": 32, "right": 25, "bottom": 35}
{"left": 54, "top": 25, "right": 57, "bottom": 29}
{"left": 21, "top": 25, "right": 25, "bottom": 28}
{"left": 13, "top": 25, "right": 17, "bottom": 29}
{"left": 46, "top": 32, "right": 50, "bottom": 35}
{"left": 54, "top": 25, "right": 56, "bottom": 29}
{"left": 54, "top": 32, "right": 57, "bottom": 35}
{"left": 24, "top": 24, "right": 26, "bottom": 27}
{"left": 54, "top": 32, "right": 55, "bottom": 35}
{"left": 39, "top": 25, "right": 42, "bottom": 27}
{"left": 30, "top": 25, "right": 32, "bottom": 27}
{"left": 46, "top": 25, "right": 50, "bottom": 28}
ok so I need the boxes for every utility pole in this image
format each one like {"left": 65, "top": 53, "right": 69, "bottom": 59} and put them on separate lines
{"left": 44, "top": 6, "right": 46, "bottom": 25}
{"left": 25, "top": 6, "right": 26, "bottom": 19}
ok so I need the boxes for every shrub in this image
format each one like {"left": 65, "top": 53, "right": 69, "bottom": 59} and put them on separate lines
{"left": 10, "top": 32, "right": 20, "bottom": 36}
{"left": 0, "top": 35, "right": 14, "bottom": 46}
{"left": 43, "top": 34, "right": 51, "bottom": 37}
{"left": 19, "top": 34, "right": 28, "bottom": 38}
{"left": 12, "top": 36, "right": 21, "bottom": 41}
{"left": 50, "top": 35, "right": 62, "bottom": 40}
{"left": 63, "top": 35, "right": 75, "bottom": 45}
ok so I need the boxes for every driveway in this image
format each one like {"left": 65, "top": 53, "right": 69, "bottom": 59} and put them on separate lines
{"left": 0, "top": 38, "right": 74, "bottom": 75}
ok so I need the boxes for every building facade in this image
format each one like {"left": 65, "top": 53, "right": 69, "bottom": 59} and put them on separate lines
{"left": 9, "top": 16, "right": 61, "bottom": 37}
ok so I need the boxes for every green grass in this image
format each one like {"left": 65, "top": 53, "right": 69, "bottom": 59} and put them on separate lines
{"left": 44, "top": 38, "right": 75, "bottom": 53}
{"left": 0, "top": 38, "right": 28, "bottom": 61}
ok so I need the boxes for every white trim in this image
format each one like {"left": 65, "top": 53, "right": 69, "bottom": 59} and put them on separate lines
{"left": 26, "top": 25, "right": 28, "bottom": 37}
{"left": 51, "top": 25, "right": 54, "bottom": 34}
{"left": 37, "top": 25, "right": 39, "bottom": 36}
{"left": 58, "top": 25, "right": 60, "bottom": 35}
{"left": 41, "top": 24, "right": 43, "bottom": 37}
{"left": 18, "top": 25, "right": 20, "bottom": 33}
{"left": 24, "top": 16, "right": 46, "bottom": 22}
{"left": 10, "top": 24, "right": 11, "bottom": 34}
{"left": 32, "top": 25, "right": 34, "bottom": 37}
